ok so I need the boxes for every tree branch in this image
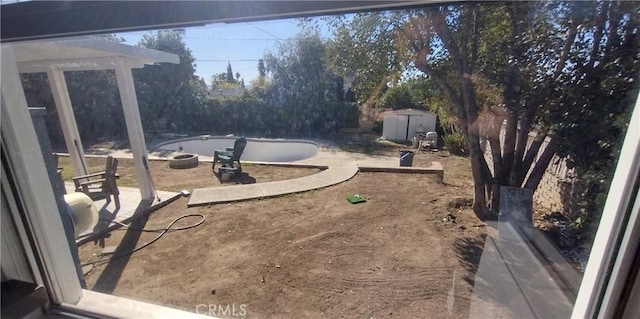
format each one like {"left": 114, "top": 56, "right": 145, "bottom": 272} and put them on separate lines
{"left": 510, "top": 100, "right": 536, "bottom": 185}
{"left": 414, "top": 51, "right": 466, "bottom": 123}
{"left": 553, "top": 19, "right": 579, "bottom": 80}
{"left": 459, "top": 7, "right": 473, "bottom": 73}
{"left": 517, "top": 132, "right": 547, "bottom": 186}
{"left": 427, "top": 8, "right": 465, "bottom": 75}
{"left": 584, "top": 1, "right": 608, "bottom": 72}
{"left": 488, "top": 115, "right": 504, "bottom": 181}
{"left": 470, "top": 4, "right": 481, "bottom": 74}
{"left": 604, "top": 1, "right": 621, "bottom": 63}
{"left": 524, "top": 136, "right": 556, "bottom": 189}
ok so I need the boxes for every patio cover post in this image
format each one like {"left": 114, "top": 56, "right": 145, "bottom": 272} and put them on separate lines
{"left": 46, "top": 68, "right": 89, "bottom": 177}
{"left": 114, "top": 59, "right": 155, "bottom": 200}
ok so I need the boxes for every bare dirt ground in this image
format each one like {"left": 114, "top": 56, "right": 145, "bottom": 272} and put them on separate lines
{"left": 59, "top": 157, "right": 323, "bottom": 192}
{"left": 78, "top": 143, "right": 489, "bottom": 318}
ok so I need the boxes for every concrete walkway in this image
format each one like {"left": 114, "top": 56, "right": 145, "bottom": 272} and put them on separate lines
{"left": 82, "top": 141, "right": 444, "bottom": 208}
{"left": 468, "top": 224, "right": 574, "bottom": 318}
{"left": 186, "top": 142, "right": 444, "bottom": 207}
{"left": 188, "top": 161, "right": 360, "bottom": 206}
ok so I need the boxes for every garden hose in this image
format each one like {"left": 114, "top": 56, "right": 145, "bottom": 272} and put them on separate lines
{"left": 81, "top": 213, "right": 205, "bottom": 266}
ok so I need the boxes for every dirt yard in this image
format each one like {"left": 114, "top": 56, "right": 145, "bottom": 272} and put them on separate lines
{"left": 59, "top": 157, "right": 323, "bottom": 192}
{"left": 78, "top": 146, "right": 490, "bottom": 318}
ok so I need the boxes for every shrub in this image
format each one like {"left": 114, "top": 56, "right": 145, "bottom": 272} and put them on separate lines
{"left": 443, "top": 132, "right": 469, "bottom": 156}
{"left": 372, "top": 120, "right": 383, "bottom": 134}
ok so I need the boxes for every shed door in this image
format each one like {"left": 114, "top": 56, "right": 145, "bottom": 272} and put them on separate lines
{"left": 408, "top": 115, "right": 424, "bottom": 141}
{"left": 382, "top": 115, "right": 396, "bottom": 140}
{"left": 396, "top": 115, "right": 408, "bottom": 140}
{"left": 424, "top": 113, "right": 437, "bottom": 132}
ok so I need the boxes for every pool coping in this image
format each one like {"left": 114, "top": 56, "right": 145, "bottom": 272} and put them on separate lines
{"left": 153, "top": 135, "right": 322, "bottom": 163}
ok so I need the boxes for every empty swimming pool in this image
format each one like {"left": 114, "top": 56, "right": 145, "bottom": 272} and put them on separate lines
{"left": 156, "top": 136, "right": 319, "bottom": 162}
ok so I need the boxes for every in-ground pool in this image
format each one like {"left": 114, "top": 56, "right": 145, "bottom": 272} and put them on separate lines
{"left": 156, "top": 136, "right": 319, "bottom": 162}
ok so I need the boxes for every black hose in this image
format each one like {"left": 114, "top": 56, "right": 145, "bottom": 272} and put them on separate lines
{"left": 81, "top": 214, "right": 205, "bottom": 266}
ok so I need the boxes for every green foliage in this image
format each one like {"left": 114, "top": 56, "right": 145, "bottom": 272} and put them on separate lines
{"left": 226, "top": 62, "right": 235, "bottom": 82}
{"left": 19, "top": 34, "right": 129, "bottom": 147}
{"left": 443, "top": 132, "right": 469, "bottom": 156}
{"left": 20, "top": 68, "right": 126, "bottom": 147}
{"left": 259, "top": 32, "right": 357, "bottom": 136}
{"left": 258, "top": 59, "right": 267, "bottom": 78}
{"left": 210, "top": 72, "right": 227, "bottom": 89}
{"left": 133, "top": 30, "right": 208, "bottom": 132}
{"left": 372, "top": 120, "right": 383, "bottom": 134}
{"left": 197, "top": 91, "right": 358, "bottom": 138}
{"left": 540, "top": 1, "right": 640, "bottom": 242}
{"left": 211, "top": 63, "right": 242, "bottom": 91}
{"left": 316, "top": 3, "right": 640, "bottom": 222}
{"left": 311, "top": 12, "right": 404, "bottom": 105}
{"left": 21, "top": 29, "right": 359, "bottom": 149}
{"left": 21, "top": 73, "right": 65, "bottom": 146}
{"left": 377, "top": 77, "right": 436, "bottom": 110}
{"left": 378, "top": 83, "right": 421, "bottom": 110}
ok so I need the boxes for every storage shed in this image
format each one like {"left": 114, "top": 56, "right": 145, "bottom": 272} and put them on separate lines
{"left": 382, "top": 109, "right": 437, "bottom": 141}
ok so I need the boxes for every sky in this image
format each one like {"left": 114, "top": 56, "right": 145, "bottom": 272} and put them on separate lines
{"left": 118, "top": 19, "right": 305, "bottom": 86}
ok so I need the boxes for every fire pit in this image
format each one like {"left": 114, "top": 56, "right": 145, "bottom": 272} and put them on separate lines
{"left": 169, "top": 154, "right": 199, "bottom": 169}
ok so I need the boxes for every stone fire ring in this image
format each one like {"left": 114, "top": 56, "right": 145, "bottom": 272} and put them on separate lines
{"left": 169, "top": 154, "right": 199, "bottom": 169}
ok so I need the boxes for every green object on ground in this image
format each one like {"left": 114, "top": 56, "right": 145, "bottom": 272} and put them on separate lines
{"left": 346, "top": 194, "right": 366, "bottom": 204}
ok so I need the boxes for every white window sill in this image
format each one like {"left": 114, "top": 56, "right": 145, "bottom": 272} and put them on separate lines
{"left": 55, "top": 290, "right": 215, "bottom": 319}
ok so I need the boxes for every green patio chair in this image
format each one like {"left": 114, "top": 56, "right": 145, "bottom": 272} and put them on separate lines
{"left": 212, "top": 137, "right": 247, "bottom": 173}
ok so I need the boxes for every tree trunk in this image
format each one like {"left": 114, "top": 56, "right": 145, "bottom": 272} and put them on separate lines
{"left": 502, "top": 112, "right": 517, "bottom": 184}
{"left": 462, "top": 72, "right": 490, "bottom": 218}
{"left": 469, "top": 144, "right": 489, "bottom": 219}
{"left": 509, "top": 104, "right": 536, "bottom": 185}
{"left": 487, "top": 114, "right": 504, "bottom": 212}
{"left": 524, "top": 137, "right": 556, "bottom": 189}
{"left": 517, "top": 132, "right": 546, "bottom": 186}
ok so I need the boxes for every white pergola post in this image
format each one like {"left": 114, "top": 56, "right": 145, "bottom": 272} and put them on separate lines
{"left": 46, "top": 68, "right": 89, "bottom": 176}
{"left": 114, "top": 59, "right": 155, "bottom": 200}
{"left": 2, "top": 45, "right": 83, "bottom": 304}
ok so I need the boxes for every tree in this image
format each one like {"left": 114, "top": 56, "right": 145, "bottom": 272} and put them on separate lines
{"left": 315, "top": 2, "right": 640, "bottom": 219}
{"left": 262, "top": 32, "right": 357, "bottom": 135}
{"left": 542, "top": 1, "right": 640, "bottom": 238}
{"left": 258, "top": 59, "right": 267, "bottom": 78}
{"left": 377, "top": 77, "right": 435, "bottom": 110}
{"left": 134, "top": 30, "right": 208, "bottom": 132}
{"left": 251, "top": 59, "right": 269, "bottom": 97}
{"left": 306, "top": 13, "right": 404, "bottom": 105}
{"left": 226, "top": 62, "right": 235, "bottom": 82}
{"left": 210, "top": 72, "right": 227, "bottom": 90}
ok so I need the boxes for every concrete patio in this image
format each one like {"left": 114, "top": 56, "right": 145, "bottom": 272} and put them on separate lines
{"left": 67, "top": 184, "right": 181, "bottom": 245}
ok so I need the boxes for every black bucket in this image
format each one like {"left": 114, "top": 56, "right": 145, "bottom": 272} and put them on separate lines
{"left": 399, "top": 150, "right": 415, "bottom": 167}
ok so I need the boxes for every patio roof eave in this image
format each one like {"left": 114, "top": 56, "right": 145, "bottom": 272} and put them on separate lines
{"left": 5, "top": 37, "right": 178, "bottom": 201}
{"left": 10, "top": 37, "right": 179, "bottom": 73}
